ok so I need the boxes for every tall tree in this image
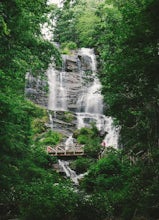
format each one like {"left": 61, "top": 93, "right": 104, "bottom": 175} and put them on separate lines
{"left": 0, "top": 0, "right": 61, "bottom": 218}
{"left": 91, "top": 1, "right": 159, "bottom": 218}
{"left": 53, "top": 0, "right": 99, "bottom": 47}
{"left": 94, "top": 0, "right": 159, "bottom": 153}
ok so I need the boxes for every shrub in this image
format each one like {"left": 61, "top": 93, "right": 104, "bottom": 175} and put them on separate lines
{"left": 61, "top": 41, "right": 77, "bottom": 50}
{"left": 60, "top": 41, "right": 77, "bottom": 54}
{"left": 73, "top": 126, "right": 102, "bottom": 158}
{"left": 84, "top": 139, "right": 101, "bottom": 159}
{"left": 40, "top": 130, "right": 62, "bottom": 146}
{"left": 79, "top": 127, "right": 94, "bottom": 136}
{"left": 19, "top": 182, "right": 78, "bottom": 220}
{"left": 71, "top": 157, "right": 95, "bottom": 174}
{"left": 32, "top": 116, "right": 48, "bottom": 134}
{"left": 64, "top": 112, "right": 74, "bottom": 123}
{"left": 73, "top": 129, "right": 80, "bottom": 138}
{"left": 77, "top": 135, "right": 88, "bottom": 144}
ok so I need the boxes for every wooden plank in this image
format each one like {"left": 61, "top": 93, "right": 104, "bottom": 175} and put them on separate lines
{"left": 47, "top": 145, "right": 85, "bottom": 157}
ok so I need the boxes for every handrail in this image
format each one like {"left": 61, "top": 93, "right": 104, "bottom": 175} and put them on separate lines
{"left": 46, "top": 145, "right": 85, "bottom": 157}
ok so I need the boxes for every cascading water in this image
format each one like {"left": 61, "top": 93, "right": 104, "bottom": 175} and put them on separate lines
{"left": 58, "top": 71, "right": 67, "bottom": 110}
{"left": 79, "top": 48, "right": 97, "bottom": 72}
{"left": 76, "top": 48, "right": 119, "bottom": 148}
{"left": 102, "top": 117, "right": 119, "bottom": 149}
{"left": 47, "top": 48, "right": 119, "bottom": 148}
{"left": 49, "top": 112, "right": 54, "bottom": 130}
{"left": 47, "top": 62, "right": 67, "bottom": 111}
{"left": 47, "top": 47, "right": 119, "bottom": 183}
{"left": 47, "top": 66, "right": 57, "bottom": 110}
{"left": 77, "top": 78, "right": 103, "bottom": 114}
{"left": 65, "top": 135, "right": 74, "bottom": 150}
{"left": 76, "top": 48, "right": 103, "bottom": 113}
{"left": 58, "top": 160, "right": 86, "bottom": 185}
{"left": 85, "top": 78, "right": 103, "bottom": 114}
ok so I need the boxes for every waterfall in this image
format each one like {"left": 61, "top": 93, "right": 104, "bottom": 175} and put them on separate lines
{"left": 65, "top": 135, "right": 74, "bottom": 150}
{"left": 58, "top": 160, "right": 79, "bottom": 185}
{"left": 47, "top": 64, "right": 67, "bottom": 111}
{"left": 76, "top": 48, "right": 119, "bottom": 148}
{"left": 47, "top": 48, "right": 119, "bottom": 149}
{"left": 76, "top": 48, "right": 103, "bottom": 115}
{"left": 102, "top": 117, "right": 120, "bottom": 149}
{"left": 58, "top": 160, "right": 87, "bottom": 185}
{"left": 79, "top": 48, "right": 97, "bottom": 72}
{"left": 46, "top": 48, "right": 120, "bottom": 184}
{"left": 49, "top": 113, "right": 54, "bottom": 130}
{"left": 58, "top": 71, "right": 67, "bottom": 110}
{"left": 47, "top": 66, "right": 57, "bottom": 110}
{"left": 79, "top": 78, "right": 103, "bottom": 114}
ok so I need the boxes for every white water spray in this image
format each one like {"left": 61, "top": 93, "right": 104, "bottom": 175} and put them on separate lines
{"left": 65, "top": 135, "right": 74, "bottom": 150}
{"left": 47, "top": 66, "right": 67, "bottom": 111}
{"left": 58, "top": 160, "right": 80, "bottom": 185}
{"left": 47, "top": 48, "right": 120, "bottom": 184}
{"left": 76, "top": 48, "right": 119, "bottom": 148}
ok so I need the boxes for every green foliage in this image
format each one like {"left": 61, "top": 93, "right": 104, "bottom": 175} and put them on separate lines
{"left": 61, "top": 47, "right": 70, "bottom": 55}
{"left": 32, "top": 116, "right": 48, "bottom": 134}
{"left": 30, "top": 145, "right": 58, "bottom": 169}
{"left": 0, "top": 0, "right": 62, "bottom": 218}
{"left": 19, "top": 182, "right": 78, "bottom": 220}
{"left": 40, "top": 130, "right": 62, "bottom": 146}
{"left": 61, "top": 41, "right": 77, "bottom": 54}
{"left": 71, "top": 157, "right": 95, "bottom": 174}
{"left": 80, "top": 126, "right": 97, "bottom": 136}
{"left": 63, "top": 111, "right": 75, "bottom": 122}
{"left": 77, "top": 135, "right": 88, "bottom": 144}
{"left": 66, "top": 41, "right": 77, "bottom": 50}
{"left": 81, "top": 149, "right": 123, "bottom": 192}
{"left": 30, "top": 108, "right": 62, "bottom": 147}
{"left": 88, "top": 2, "right": 159, "bottom": 217}
{"left": 1, "top": 0, "right": 159, "bottom": 219}
{"left": 84, "top": 138, "right": 101, "bottom": 159}
{"left": 75, "top": 6, "right": 99, "bottom": 47}
{"left": 94, "top": 0, "right": 159, "bottom": 152}
{"left": 73, "top": 129, "right": 80, "bottom": 138}
{"left": 76, "top": 192, "right": 113, "bottom": 220}
{"left": 53, "top": 0, "right": 99, "bottom": 47}
{"left": 74, "top": 126, "right": 102, "bottom": 158}
{"left": 80, "top": 147, "right": 159, "bottom": 219}
{"left": 53, "top": 5, "right": 79, "bottom": 45}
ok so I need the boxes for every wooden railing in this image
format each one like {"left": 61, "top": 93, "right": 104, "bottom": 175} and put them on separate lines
{"left": 47, "top": 145, "right": 85, "bottom": 157}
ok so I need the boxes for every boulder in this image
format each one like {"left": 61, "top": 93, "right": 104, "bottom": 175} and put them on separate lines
{"left": 78, "top": 54, "right": 92, "bottom": 71}
{"left": 65, "top": 56, "right": 78, "bottom": 72}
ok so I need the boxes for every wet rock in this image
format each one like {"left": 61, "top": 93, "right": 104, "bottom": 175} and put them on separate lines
{"left": 78, "top": 54, "right": 92, "bottom": 71}
{"left": 48, "top": 110, "right": 77, "bottom": 137}
{"left": 25, "top": 49, "right": 95, "bottom": 111}
{"left": 65, "top": 56, "right": 78, "bottom": 72}
{"left": 25, "top": 73, "right": 48, "bottom": 107}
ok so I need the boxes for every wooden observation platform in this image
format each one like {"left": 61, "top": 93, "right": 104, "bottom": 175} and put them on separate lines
{"left": 47, "top": 145, "right": 85, "bottom": 157}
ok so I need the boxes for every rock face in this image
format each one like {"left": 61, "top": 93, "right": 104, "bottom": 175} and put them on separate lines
{"left": 64, "top": 55, "right": 79, "bottom": 72}
{"left": 25, "top": 48, "right": 119, "bottom": 149}
{"left": 78, "top": 54, "right": 92, "bottom": 71}
{"left": 47, "top": 50, "right": 96, "bottom": 113}
{"left": 25, "top": 73, "right": 48, "bottom": 107}
{"left": 25, "top": 50, "right": 94, "bottom": 137}
{"left": 26, "top": 49, "right": 103, "bottom": 137}
{"left": 25, "top": 50, "right": 94, "bottom": 110}
{"left": 48, "top": 110, "right": 77, "bottom": 137}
